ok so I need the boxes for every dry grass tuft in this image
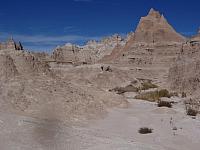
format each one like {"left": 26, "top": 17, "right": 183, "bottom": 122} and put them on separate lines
{"left": 185, "top": 98, "right": 199, "bottom": 117}
{"left": 140, "top": 81, "right": 158, "bottom": 90}
{"left": 186, "top": 108, "right": 198, "bottom": 116}
{"left": 138, "top": 127, "right": 153, "bottom": 134}
{"left": 135, "top": 89, "right": 171, "bottom": 102}
{"left": 110, "top": 85, "right": 139, "bottom": 94}
{"left": 158, "top": 101, "right": 172, "bottom": 108}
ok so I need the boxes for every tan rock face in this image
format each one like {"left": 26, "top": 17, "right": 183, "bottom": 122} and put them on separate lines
{"left": 0, "top": 43, "right": 128, "bottom": 123}
{"left": 168, "top": 30, "right": 200, "bottom": 96}
{"left": 0, "top": 54, "right": 18, "bottom": 80}
{"left": 132, "top": 8, "right": 185, "bottom": 44}
{"left": 191, "top": 28, "right": 200, "bottom": 42}
{"left": 51, "top": 34, "right": 126, "bottom": 65}
{"left": 100, "top": 8, "right": 186, "bottom": 64}
{"left": 0, "top": 50, "right": 53, "bottom": 79}
{"left": 168, "top": 41, "right": 200, "bottom": 95}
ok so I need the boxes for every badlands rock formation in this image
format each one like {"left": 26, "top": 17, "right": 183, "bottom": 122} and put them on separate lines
{"left": 0, "top": 40, "right": 127, "bottom": 123}
{"left": 101, "top": 9, "right": 185, "bottom": 69}
{"left": 0, "top": 54, "right": 18, "bottom": 80}
{"left": 0, "top": 37, "right": 23, "bottom": 50}
{"left": 168, "top": 29, "right": 200, "bottom": 97}
{"left": 52, "top": 34, "right": 126, "bottom": 65}
{"left": 131, "top": 8, "right": 185, "bottom": 43}
{"left": 1, "top": 8, "right": 200, "bottom": 150}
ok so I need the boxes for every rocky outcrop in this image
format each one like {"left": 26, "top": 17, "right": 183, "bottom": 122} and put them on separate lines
{"left": 168, "top": 31, "right": 200, "bottom": 95}
{"left": 51, "top": 34, "right": 126, "bottom": 65}
{"left": 52, "top": 43, "right": 78, "bottom": 63}
{"left": 0, "top": 54, "right": 18, "bottom": 80}
{"left": 169, "top": 56, "right": 200, "bottom": 93}
{"left": 0, "top": 50, "right": 53, "bottom": 78}
{"left": 100, "top": 8, "right": 186, "bottom": 65}
{"left": 0, "top": 38, "right": 23, "bottom": 50}
{"left": 0, "top": 40, "right": 128, "bottom": 122}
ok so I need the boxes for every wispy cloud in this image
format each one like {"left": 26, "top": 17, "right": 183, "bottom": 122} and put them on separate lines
{"left": 0, "top": 32, "right": 101, "bottom": 51}
{"left": 180, "top": 31, "right": 196, "bottom": 37}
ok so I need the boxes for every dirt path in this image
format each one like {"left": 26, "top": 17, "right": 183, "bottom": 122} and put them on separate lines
{"left": 81, "top": 99, "right": 200, "bottom": 150}
{"left": 0, "top": 98, "right": 200, "bottom": 150}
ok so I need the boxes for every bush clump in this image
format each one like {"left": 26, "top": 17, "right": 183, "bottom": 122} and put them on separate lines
{"left": 110, "top": 85, "right": 139, "bottom": 94}
{"left": 134, "top": 89, "right": 171, "bottom": 102}
{"left": 158, "top": 101, "right": 172, "bottom": 108}
{"left": 138, "top": 127, "right": 153, "bottom": 134}
{"left": 186, "top": 108, "right": 198, "bottom": 116}
{"left": 169, "top": 92, "right": 179, "bottom": 97}
{"left": 182, "top": 92, "right": 187, "bottom": 98}
{"left": 185, "top": 98, "right": 199, "bottom": 117}
{"left": 140, "top": 81, "right": 158, "bottom": 90}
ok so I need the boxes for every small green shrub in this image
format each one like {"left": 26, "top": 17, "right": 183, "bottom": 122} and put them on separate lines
{"left": 138, "top": 127, "right": 153, "bottom": 134}
{"left": 158, "top": 101, "right": 172, "bottom": 108}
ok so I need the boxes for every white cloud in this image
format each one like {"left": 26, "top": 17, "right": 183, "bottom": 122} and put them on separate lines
{"left": 0, "top": 32, "right": 101, "bottom": 51}
{"left": 0, "top": 32, "right": 100, "bottom": 43}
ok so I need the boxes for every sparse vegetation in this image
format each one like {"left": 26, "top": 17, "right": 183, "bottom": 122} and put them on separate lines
{"left": 182, "top": 92, "right": 187, "bottom": 98}
{"left": 169, "top": 92, "right": 179, "bottom": 97}
{"left": 134, "top": 89, "right": 171, "bottom": 102}
{"left": 158, "top": 89, "right": 171, "bottom": 98}
{"left": 157, "top": 100, "right": 172, "bottom": 108}
{"left": 172, "top": 127, "right": 177, "bottom": 130}
{"left": 140, "top": 81, "right": 158, "bottom": 90}
{"left": 186, "top": 108, "right": 198, "bottom": 116}
{"left": 185, "top": 98, "right": 199, "bottom": 117}
{"left": 138, "top": 127, "right": 153, "bottom": 134}
{"left": 110, "top": 85, "right": 139, "bottom": 94}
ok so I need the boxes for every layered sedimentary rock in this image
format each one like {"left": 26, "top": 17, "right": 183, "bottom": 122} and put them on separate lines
{"left": 0, "top": 49, "right": 52, "bottom": 79}
{"left": 168, "top": 56, "right": 200, "bottom": 95}
{"left": 51, "top": 34, "right": 126, "bottom": 65}
{"left": 0, "top": 39, "right": 127, "bottom": 122}
{"left": 131, "top": 8, "right": 185, "bottom": 44}
{"left": 0, "top": 54, "right": 18, "bottom": 80}
{"left": 101, "top": 9, "right": 185, "bottom": 69}
{"left": 168, "top": 30, "right": 200, "bottom": 96}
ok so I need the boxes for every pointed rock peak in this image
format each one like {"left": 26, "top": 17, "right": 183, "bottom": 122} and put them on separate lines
{"left": 131, "top": 8, "right": 185, "bottom": 43}
{"left": 198, "top": 27, "right": 200, "bottom": 34}
{"left": 161, "top": 14, "right": 165, "bottom": 19}
{"left": 10, "top": 36, "right": 13, "bottom": 40}
{"left": 148, "top": 8, "right": 161, "bottom": 18}
{"left": 149, "top": 8, "right": 155, "bottom": 14}
{"left": 8, "top": 36, "right": 14, "bottom": 42}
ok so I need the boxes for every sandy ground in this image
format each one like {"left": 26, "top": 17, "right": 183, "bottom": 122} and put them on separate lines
{"left": 0, "top": 94, "right": 200, "bottom": 150}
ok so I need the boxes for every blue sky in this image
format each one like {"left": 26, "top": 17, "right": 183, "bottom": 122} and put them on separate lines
{"left": 0, "top": 0, "right": 200, "bottom": 52}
